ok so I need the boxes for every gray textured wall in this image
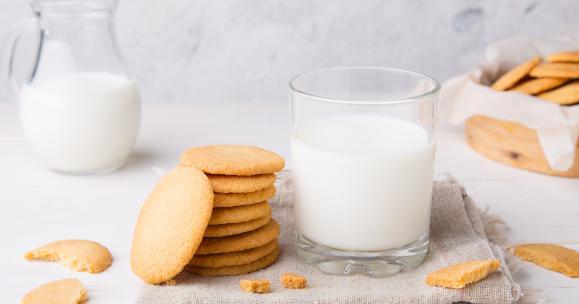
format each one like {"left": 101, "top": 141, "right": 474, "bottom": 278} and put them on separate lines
{"left": 1, "top": 0, "right": 578, "bottom": 102}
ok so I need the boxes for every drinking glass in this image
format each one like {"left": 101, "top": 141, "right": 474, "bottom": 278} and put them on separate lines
{"left": 290, "top": 67, "right": 439, "bottom": 277}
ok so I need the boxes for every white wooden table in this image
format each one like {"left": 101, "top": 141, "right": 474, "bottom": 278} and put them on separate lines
{"left": 1, "top": 102, "right": 578, "bottom": 303}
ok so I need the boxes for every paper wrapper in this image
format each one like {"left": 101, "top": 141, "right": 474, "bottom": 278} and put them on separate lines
{"left": 441, "top": 32, "right": 579, "bottom": 171}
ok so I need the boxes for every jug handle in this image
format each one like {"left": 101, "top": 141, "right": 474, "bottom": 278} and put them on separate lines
{"left": 1, "top": 19, "right": 39, "bottom": 95}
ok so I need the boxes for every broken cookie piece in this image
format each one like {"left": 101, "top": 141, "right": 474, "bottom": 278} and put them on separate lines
{"left": 426, "top": 260, "right": 500, "bottom": 289}
{"left": 240, "top": 279, "right": 271, "bottom": 294}
{"left": 511, "top": 243, "right": 579, "bottom": 278}
{"left": 21, "top": 278, "right": 88, "bottom": 304}
{"left": 24, "top": 239, "right": 112, "bottom": 273}
{"left": 281, "top": 272, "right": 307, "bottom": 289}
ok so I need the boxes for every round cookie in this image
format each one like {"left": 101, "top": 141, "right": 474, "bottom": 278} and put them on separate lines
{"left": 21, "top": 278, "right": 88, "bottom": 304}
{"left": 209, "top": 201, "right": 271, "bottom": 225}
{"left": 130, "top": 167, "right": 214, "bottom": 284}
{"left": 510, "top": 78, "right": 568, "bottom": 95}
{"left": 186, "top": 247, "right": 280, "bottom": 276}
{"left": 548, "top": 51, "right": 579, "bottom": 63}
{"left": 491, "top": 57, "right": 541, "bottom": 91}
{"left": 538, "top": 81, "right": 579, "bottom": 105}
{"left": 205, "top": 212, "right": 272, "bottom": 237}
{"left": 214, "top": 186, "right": 276, "bottom": 208}
{"left": 24, "top": 239, "right": 112, "bottom": 273}
{"left": 530, "top": 63, "right": 579, "bottom": 78}
{"left": 179, "top": 144, "right": 285, "bottom": 176}
{"left": 196, "top": 220, "right": 280, "bottom": 255}
{"left": 207, "top": 173, "right": 276, "bottom": 193}
{"left": 189, "top": 240, "right": 279, "bottom": 268}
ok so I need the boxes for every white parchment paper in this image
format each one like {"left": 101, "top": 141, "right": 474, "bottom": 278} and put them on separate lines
{"left": 441, "top": 32, "right": 579, "bottom": 171}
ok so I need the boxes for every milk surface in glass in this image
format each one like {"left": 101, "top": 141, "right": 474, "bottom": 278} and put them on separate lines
{"left": 292, "top": 114, "right": 435, "bottom": 251}
{"left": 19, "top": 72, "right": 140, "bottom": 173}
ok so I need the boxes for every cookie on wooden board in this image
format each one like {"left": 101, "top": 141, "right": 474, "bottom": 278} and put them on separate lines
{"left": 180, "top": 144, "right": 285, "bottom": 176}
{"left": 214, "top": 186, "right": 276, "bottom": 208}
{"left": 209, "top": 201, "right": 271, "bottom": 225}
{"left": 537, "top": 81, "right": 579, "bottom": 105}
{"left": 205, "top": 212, "right": 272, "bottom": 237}
{"left": 130, "top": 167, "right": 214, "bottom": 284}
{"left": 425, "top": 260, "right": 500, "bottom": 289}
{"left": 189, "top": 240, "right": 279, "bottom": 268}
{"left": 196, "top": 220, "right": 280, "bottom": 255}
{"left": 24, "top": 240, "right": 112, "bottom": 273}
{"left": 207, "top": 173, "right": 276, "bottom": 193}
{"left": 491, "top": 57, "right": 541, "bottom": 91}
{"left": 21, "top": 278, "right": 88, "bottom": 304}
{"left": 511, "top": 243, "right": 579, "bottom": 277}
{"left": 547, "top": 51, "right": 579, "bottom": 63}
{"left": 186, "top": 247, "right": 280, "bottom": 276}
{"left": 530, "top": 63, "right": 579, "bottom": 78}
{"left": 509, "top": 77, "right": 568, "bottom": 95}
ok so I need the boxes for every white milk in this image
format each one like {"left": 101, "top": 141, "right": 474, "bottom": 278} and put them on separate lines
{"left": 19, "top": 72, "right": 140, "bottom": 173}
{"left": 292, "top": 115, "right": 435, "bottom": 251}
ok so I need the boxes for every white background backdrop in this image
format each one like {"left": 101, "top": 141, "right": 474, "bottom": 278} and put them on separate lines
{"left": 1, "top": 0, "right": 579, "bottom": 103}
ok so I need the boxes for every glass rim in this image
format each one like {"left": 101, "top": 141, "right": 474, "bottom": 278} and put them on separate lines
{"left": 289, "top": 66, "right": 440, "bottom": 105}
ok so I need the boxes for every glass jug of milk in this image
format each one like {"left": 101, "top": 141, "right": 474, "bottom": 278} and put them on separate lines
{"left": 3, "top": 0, "right": 140, "bottom": 174}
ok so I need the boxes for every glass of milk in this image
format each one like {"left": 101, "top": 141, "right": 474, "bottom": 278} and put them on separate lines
{"left": 3, "top": 0, "right": 140, "bottom": 174}
{"left": 290, "top": 67, "right": 439, "bottom": 277}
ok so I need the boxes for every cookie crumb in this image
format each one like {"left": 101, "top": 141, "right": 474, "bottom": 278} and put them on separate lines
{"left": 164, "top": 279, "right": 177, "bottom": 286}
{"left": 426, "top": 260, "right": 500, "bottom": 289}
{"left": 281, "top": 272, "right": 307, "bottom": 289}
{"left": 240, "top": 279, "right": 271, "bottom": 294}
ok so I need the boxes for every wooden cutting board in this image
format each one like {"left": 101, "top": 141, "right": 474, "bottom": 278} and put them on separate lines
{"left": 465, "top": 115, "right": 579, "bottom": 177}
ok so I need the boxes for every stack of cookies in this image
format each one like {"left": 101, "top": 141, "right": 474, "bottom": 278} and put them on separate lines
{"left": 130, "top": 145, "right": 285, "bottom": 284}
{"left": 179, "top": 145, "right": 285, "bottom": 276}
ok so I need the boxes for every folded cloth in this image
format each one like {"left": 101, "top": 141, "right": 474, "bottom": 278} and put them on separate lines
{"left": 136, "top": 172, "right": 521, "bottom": 304}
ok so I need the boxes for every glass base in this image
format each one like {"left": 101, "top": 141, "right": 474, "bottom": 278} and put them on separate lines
{"left": 295, "top": 232, "right": 428, "bottom": 277}
{"left": 49, "top": 160, "right": 126, "bottom": 175}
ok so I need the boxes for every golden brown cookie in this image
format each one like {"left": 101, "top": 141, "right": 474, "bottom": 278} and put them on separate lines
{"left": 281, "top": 272, "right": 308, "bottom": 289}
{"left": 196, "top": 220, "right": 280, "bottom": 255}
{"left": 547, "top": 51, "right": 579, "bottom": 63}
{"left": 530, "top": 63, "right": 579, "bottom": 78}
{"left": 214, "top": 186, "right": 276, "bottom": 208}
{"left": 509, "top": 78, "right": 568, "bottom": 95}
{"left": 207, "top": 173, "right": 276, "bottom": 193}
{"left": 186, "top": 247, "right": 280, "bottom": 276}
{"left": 205, "top": 212, "right": 272, "bottom": 237}
{"left": 24, "top": 240, "right": 112, "bottom": 274}
{"left": 491, "top": 57, "right": 541, "bottom": 91}
{"left": 511, "top": 243, "right": 579, "bottom": 277}
{"left": 537, "top": 81, "right": 579, "bottom": 105}
{"left": 21, "top": 278, "right": 88, "bottom": 304}
{"left": 240, "top": 279, "right": 271, "bottom": 294}
{"left": 189, "top": 240, "right": 278, "bottom": 268}
{"left": 180, "top": 144, "right": 285, "bottom": 176}
{"left": 209, "top": 201, "right": 271, "bottom": 225}
{"left": 425, "top": 260, "right": 500, "bottom": 289}
{"left": 130, "top": 167, "right": 214, "bottom": 284}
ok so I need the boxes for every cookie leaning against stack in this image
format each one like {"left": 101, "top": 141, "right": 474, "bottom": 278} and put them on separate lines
{"left": 180, "top": 145, "right": 285, "bottom": 276}
{"left": 129, "top": 145, "right": 285, "bottom": 284}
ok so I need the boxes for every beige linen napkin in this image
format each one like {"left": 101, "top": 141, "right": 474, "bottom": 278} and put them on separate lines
{"left": 137, "top": 173, "right": 521, "bottom": 304}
